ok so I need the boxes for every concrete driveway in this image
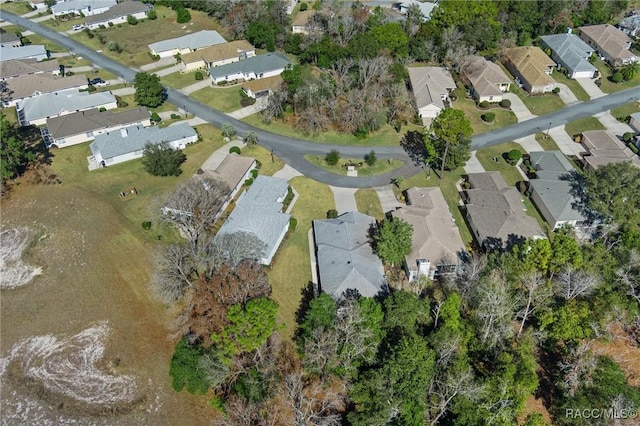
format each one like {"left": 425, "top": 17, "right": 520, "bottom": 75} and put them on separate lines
{"left": 180, "top": 79, "right": 212, "bottom": 95}
{"left": 374, "top": 185, "right": 401, "bottom": 214}
{"left": 548, "top": 126, "right": 585, "bottom": 156}
{"left": 463, "top": 151, "right": 486, "bottom": 174}
{"left": 330, "top": 186, "right": 358, "bottom": 214}
{"left": 515, "top": 135, "right": 544, "bottom": 152}
{"left": 140, "top": 57, "right": 175, "bottom": 71}
{"left": 555, "top": 83, "right": 580, "bottom": 106}
{"left": 503, "top": 93, "right": 536, "bottom": 121}
{"left": 593, "top": 111, "right": 634, "bottom": 136}
{"left": 576, "top": 78, "right": 605, "bottom": 99}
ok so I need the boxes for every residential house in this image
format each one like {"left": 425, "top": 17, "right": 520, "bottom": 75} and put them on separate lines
{"left": 540, "top": 32, "right": 597, "bottom": 79}
{"left": 44, "top": 107, "right": 151, "bottom": 148}
{"left": 215, "top": 175, "right": 291, "bottom": 265}
{"left": 180, "top": 40, "right": 255, "bottom": 73}
{"left": 629, "top": 112, "right": 640, "bottom": 133}
{"left": 3, "top": 73, "right": 88, "bottom": 107}
{"left": 463, "top": 172, "right": 545, "bottom": 250}
{"left": 394, "top": 0, "right": 437, "bottom": 21}
{"left": 28, "top": 0, "right": 48, "bottom": 10}
{"left": 16, "top": 91, "right": 117, "bottom": 126}
{"left": 407, "top": 66, "right": 456, "bottom": 125}
{"left": 618, "top": 14, "right": 640, "bottom": 37}
{"left": 0, "top": 31, "right": 22, "bottom": 48}
{"left": 528, "top": 151, "right": 592, "bottom": 230}
{"left": 291, "top": 10, "right": 316, "bottom": 34}
{"left": 84, "top": 1, "right": 153, "bottom": 30}
{"left": 89, "top": 123, "right": 197, "bottom": 168}
{"left": 391, "top": 187, "right": 465, "bottom": 281}
{"left": 502, "top": 46, "right": 556, "bottom": 94}
{"left": 0, "top": 58, "right": 60, "bottom": 81}
{"left": 242, "top": 75, "right": 282, "bottom": 98}
{"left": 148, "top": 30, "right": 226, "bottom": 58}
{"left": 0, "top": 45, "right": 48, "bottom": 62}
{"left": 313, "top": 212, "right": 386, "bottom": 299}
{"left": 200, "top": 153, "right": 256, "bottom": 217}
{"left": 51, "top": 0, "right": 117, "bottom": 17}
{"left": 209, "top": 52, "right": 291, "bottom": 84}
{"left": 463, "top": 56, "right": 512, "bottom": 102}
{"left": 579, "top": 130, "right": 640, "bottom": 169}
{"left": 578, "top": 24, "right": 638, "bottom": 66}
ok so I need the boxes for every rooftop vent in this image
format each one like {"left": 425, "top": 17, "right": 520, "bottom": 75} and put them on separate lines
{"left": 120, "top": 128, "right": 128, "bottom": 137}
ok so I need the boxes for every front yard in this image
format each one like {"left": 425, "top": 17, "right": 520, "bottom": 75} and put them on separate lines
{"left": 189, "top": 86, "right": 244, "bottom": 113}
{"left": 593, "top": 58, "right": 640, "bottom": 93}
{"left": 452, "top": 89, "right": 518, "bottom": 134}
{"left": 551, "top": 69, "right": 590, "bottom": 102}
{"left": 565, "top": 116, "right": 605, "bottom": 137}
{"left": 510, "top": 85, "right": 565, "bottom": 116}
{"left": 161, "top": 71, "right": 206, "bottom": 90}
{"left": 354, "top": 188, "right": 384, "bottom": 220}
{"left": 611, "top": 102, "right": 640, "bottom": 121}
{"left": 304, "top": 155, "right": 404, "bottom": 177}
{"left": 535, "top": 132, "right": 561, "bottom": 151}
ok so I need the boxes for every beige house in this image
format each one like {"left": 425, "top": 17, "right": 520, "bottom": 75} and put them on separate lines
{"left": 242, "top": 75, "right": 283, "bottom": 98}
{"left": 463, "top": 56, "right": 511, "bottom": 102}
{"left": 502, "top": 46, "right": 556, "bottom": 94}
{"left": 630, "top": 112, "right": 640, "bottom": 133}
{"left": 3, "top": 73, "right": 88, "bottom": 107}
{"left": 407, "top": 66, "right": 456, "bottom": 125}
{"left": 181, "top": 40, "right": 255, "bottom": 73}
{"left": 578, "top": 24, "right": 638, "bottom": 66}
{"left": 291, "top": 10, "right": 316, "bottom": 34}
{"left": 391, "top": 187, "right": 465, "bottom": 281}
{"left": 204, "top": 153, "right": 257, "bottom": 208}
{"left": 580, "top": 130, "right": 640, "bottom": 169}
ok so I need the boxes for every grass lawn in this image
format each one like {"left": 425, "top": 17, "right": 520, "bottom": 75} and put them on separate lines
{"left": 565, "top": 116, "right": 605, "bottom": 137}
{"left": 593, "top": 58, "right": 640, "bottom": 93}
{"left": 535, "top": 132, "right": 561, "bottom": 151}
{"left": 510, "top": 85, "right": 565, "bottom": 116}
{"left": 161, "top": 71, "right": 205, "bottom": 90}
{"left": 23, "top": 33, "right": 66, "bottom": 53}
{"left": 190, "top": 86, "right": 243, "bottom": 113}
{"left": 239, "top": 144, "right": 285, "bottom": 177}
{"left": 2, "top": 106, "right": 19, "bottom": 126}
{"left": 40, "top": 15, "right": 85, "bottom": 32}
{"left": 452, "top": 90, "right": 517, "bottom": 134}
{"left": 355, "top": 188, "right": 384, "bottom": 220}
{"left": 476, "top": 142, "right": 527, "bottom": 186}
{"left": 551, "top": 69, "right": 590, "bottom": 102}
{"left": 611, "top": 102, "right": 640, "bottom": 121}
{"left": 117, "top": 94, "right": 177, "bottom": 114}
{"left": 0, "top": 1, "right": 33, "bottom": 14}
{"left": 268, "top": 177, "right": 335, "bottom": 340}
{"left": 304, "top": 155, "right": 404, "bottom": 176}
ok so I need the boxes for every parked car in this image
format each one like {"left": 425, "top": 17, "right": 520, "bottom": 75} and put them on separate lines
{"left": 72, "top": 24, "right": 84, "bottom": 31}
{"left": 89, "top": 78, "right": 109, "bottom": 87}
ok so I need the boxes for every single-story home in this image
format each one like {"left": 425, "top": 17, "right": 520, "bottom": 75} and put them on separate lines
{"left": 89, "top": 123, "right": 197, "bottom": 168}
{"left": 579, "top": 130, "right": 640, "bottom": 170}
{"left": 313, "top": 211, "right": 386, "bottom": 299}
{"left": 629, "top": 112, "right": 640, "bottom": 133}
{"left": 84, "top": 1, "right": 153, "bottom": 30}
{"left": 181, "top": 40, "right": 255, "bottom": 73}
{"left": 291, "top": 10, "right": 316, "bottom": 34}
{"left": 204, "top": 152, "right": 256, "bottom": 203}
{"left": 578, "top": 24, "right": 638, "bottom": 66}
{"left": 16, "top": 90, "right": 118, "bottom": 126}
{"left": 0, "top": 58, "right": 60, "bottom": 81}
{"left": 148, "top": 30, "right": 226, "bottom": 59}
{"left": 502, "top": 46, "right": 556, "bottom": 94}
{"left": 2, "top": 73, "right": 88, "bottom": 107}
{"left": 618, "top": 14, "right": 640, "bottom": 37}
{"left": 391, "top": 187, "right": 465, "bottom": 281}
{"left": 463, "top": 172, "right": 545, "bottom": 250}
{"left": 528, "top": 151, "right": 591, "bottom": 231}
{"left": 0, "top": 31, "right": 21, "bottom": 48}
{"left": 540, "top": 32, "right": 597, "bottom": 79}
{"left": 394, "top": 0, "right": 437, "bottom": 21}
{"left": 214, "top": 175, "right": 291, "bottom": 265}
{"left": 242, "top": 75, "right": 283, "bottom": 98}
{"left": 209, "top": 52, "right": 291, "bottom": 84}
{"left": 29, "top": 0, "right": 48, "bottom": 10}
{"left": 51, "top": 0, "right": 117, "bottom": 17}
{"left": 0, "top": 45, "right": 48, "bottom": 62}
{"left": 44, "top": 107, "right": 150, "bottom": 148}
{"left": 463, "top": 56, "right": 512, "bottom": 103}
{"left": 407, "top": 66, "right": 456, "bottom": 125}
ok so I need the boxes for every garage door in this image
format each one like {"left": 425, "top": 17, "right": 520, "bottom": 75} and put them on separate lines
{"left": 572, "top": 70, "right": 595, "bottom": 79}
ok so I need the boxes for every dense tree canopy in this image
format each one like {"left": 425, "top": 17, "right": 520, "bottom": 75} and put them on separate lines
{"left": 134, "top": 72, "right": 165, "bottom": 108}
{"left": 141, "top": 142, "right": 186, "bottom": 176}
{"left": 427, "top": 108, "right": 473, "bottom": 177}
{"left": 0, "top": 113, "right": 36, "bottom": 184}
{"left": 374, "top": 217, "right": 413, "bottom": 267}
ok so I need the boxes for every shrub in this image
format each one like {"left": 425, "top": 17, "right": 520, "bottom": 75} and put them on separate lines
{"left": 229, "top": 146, "right": 241, "bottom": 154}
{"left": 629, "top": 144, "right": 638, "bottom": 154}
{"left": 500, "top": 99, "right": 511, "bottom": 108}
{"left": 623, "top": 132, "right": 634, "bottom": 142}
{"left": 147, "top": 9, "right": 157, "bottom": 20}
{"left": 299, "top": 2, "right": 308, "bottom": 11}
{"left": 552, "top": 87, "right": 560, "bottom": 94}
{"left": 127, "top": 15, "right": 138, "bottom": 25}
{"left": 255, "top": 160, "right": 262, "bottom": 169}
{"left": 612, "top": 72, "right": 623, "bottom": 83}
{"left": 150, "top": 112, "right": 161, "bottom": 123}
{"left": 289, "top": 217, "right": 298, "bottom": 231}
{"left": 170, "top": 113, "right": 180, "bottom": 120}
{"left": 141, "top": 221, "right": 152, "bottom": 230}
{"left": 194, "top": 71, "right": 204, "bottom": 81}
{"left": 65, "top": 71, "right": 74, "bottom": 76}
{"left": 250, "top": 169, "right": 258, "bottom": 179}
{"left": 116, "top": 96, "right": 128, "bottom": 108}
{"left": 176, "top": 7, "right": 191, "bottom": 23}
{"left": 107, "top": 41, "right": 122, "bottom": 53}
{"left": 508, "top": 149, "right": 522, "bottom": 163}
{"left": 108, "top": 21, "right": 114, "bottom": 27}
{"left": 481, "top": 112, "right": 495, "bottom": 122}
{"left": 479, "top": 100, "right": 490, "bottom": 109}
{"left": 240, "top": 97, "right": 256, "bottom": 107}
{"left": 86, "top": 85, "right": 96, "bottom": 92}
{"left": 325, "top": 149, "right": 340, "bottom": 166}
{"left": 84, "top": 28, "right": 94, "bottom": 39}
{"left": 327, "top": 209, "right": 339, "bottom": 219}
{"left": 244, "top": 178, "right": 254, "bottom": 186}
{"left": 98, "top": 24, "right": 106, "bottom": 29}
{"left": 365, "top": 150, "right": 377, "bottom": 166}
{"left": 99, "top": 107, "right": 107, "bottom": 112}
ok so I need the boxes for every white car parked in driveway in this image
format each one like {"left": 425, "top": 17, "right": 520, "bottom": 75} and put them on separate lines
{"left": 72, "top": 24, "right": 84, "bottom": 31}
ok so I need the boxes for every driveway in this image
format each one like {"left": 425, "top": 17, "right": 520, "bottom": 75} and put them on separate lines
{"left": 153, "top": 63, "right": 184, "bottom": 77}
{"left": 330, "top": 186, "right": 358, "bottom": 214}
{"left": 374, "top": 185, "right": 401, "bottom": 214}
{"left": 180, "top": 79, "right": 212, "bottom": 95}
{"left": 503, "top": 93, "right": 536, "bottom": 121}
{"left": 463, "top": 151, "right": 486, "bottom": 174}
{"left": 548, "top": 126, "right": 585, "bottom": 156}
{"left": 555, "top": 83, "right": 580, "bottom": 106}
{"left": 227, "top": 98, "right": 268, "bottom": 119}
{"left": 199, "top": 140, "right": 243, "bottom": 171}
{"left": 575, "top": 78, "right": 605, "bottom": 99}
{"left": 515, "top": 135, "right": 544, "bottom": 153}
{"left": 273, "top": 165, "right": 302, "bottom": 180}
{"left": 593, "top": 111, "right": 634, "bottom": 136}
{"left": 139, "top": 57, "right": 175, "bottom": 71}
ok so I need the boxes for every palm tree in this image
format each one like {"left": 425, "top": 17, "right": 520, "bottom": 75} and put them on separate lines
{"left": 620, "top": 61, "right": 640, "bottom": 81}
{"left": 221, "top": 123, "right": 236, "bottom": 140}
{"left": 244, "top": 130, "right": 258, "bottom": 146}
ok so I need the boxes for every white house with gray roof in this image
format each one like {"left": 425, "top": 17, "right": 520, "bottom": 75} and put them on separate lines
{"left": 16, "top": 90, "right": 117, "bottom": 126}
{"left": 84, "top": 1, "right": 153, "bottom": 30}
{"left": 313, "top": 212, "right": 386, "bottom": 299}
{"left": 407, "top": 66, "right": 456, "bottom": 126}
{"left": 0, "top": 45, "right": 48, "bottom": 62}
{"left": 540, "top": 32, "right": 597, "bottom": 79}
{"left": 51, "top": 0, "right": 116, "bottom": 17}
{"left": 209, "top": 52, "right": 291, "bottom": 84}
{"left": 3, "top": 73, "right": 88, "bottom": 107}
{"left": 148, "top": 30, "right": 226, "bottom": 58}
{"left": 214, "top": 175, "right": 290, "bottom": 265}
{"left": 89, "top": 123, "right": 197, "bottom": 168}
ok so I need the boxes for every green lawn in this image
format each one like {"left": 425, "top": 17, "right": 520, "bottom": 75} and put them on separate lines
{"left": 239, "top": 145, "right": 285, "bottom": 177}
{"left": 0, "top": 1, "right": 33, "bottom": 14}
{"left": 40, "top": 14, "right": 85, "bottom": 32}
{"left": 476, "top": 142, "right": 527, "bottom": 187}
{"left": 189, "top": 86, "right": 243, "bottom": 113}
{"left": 161, "top": 72, "right": 206, "bottom": 90}
{"left": 551, "top": 69, "right": 591, "bottom": 102}
{"left": 355, "top": 188, "right": 384, "bottom": 220}
{"left": 453, "top": 89, "right": 518, "bottom": 134}
{"left": 611, "top": 102, "right": 640, "bottom": 122}
{"left": 267, "top": 177, "right": 335, "bottom": 340}
{"left": 117, "top": 94, "right": 177, "bottom": 114}
{"left": 593, "top": 58, "right": 640, "bottom": 93}
{"left": 535, "top": 132, "right": 561, "bottom": 151}
{"left": 565, "top": 116, "right": 605, "bottom": 137}
{"left": 510, "top": 85, "right": 565, "bottom": 116}
{"left": 304, "top": 155, "right": 404, "bottom": 177}
{"left": 23, "top": 33, "right": 66, "bottom": 53}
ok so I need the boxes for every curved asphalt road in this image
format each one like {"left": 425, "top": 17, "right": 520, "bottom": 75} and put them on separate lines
{"left": 4, "top": 11, "right": 640, "bottom": 187}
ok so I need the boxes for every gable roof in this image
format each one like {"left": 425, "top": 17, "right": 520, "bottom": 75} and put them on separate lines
{"left": 84, "top": 1, "right": 153, "bottom": 25}
{"left": 313, "top": 212, "right": 386, "bottom": 299}
{"left": 181, "top": 40, "right": 254, "bottom": 65}
{"left": 502, "top": 46, "right": 555, "bottom": 87}
{"left": 0, "top": 45, "right": 47, "bottom": 62}
{"left": 0, "top": 31, "right": 20, "bottom": 46}
{"left": 148, "top": 30, "right": 226, "bottom": 54}
{"left": 5, "top": 73, "right": 87, "bottom": 102}
{"left": 89, "top": 123, "right": 196, "bottom": 160}
{"left": 209, "top": 52, "right": 291, "bottom": 79}
{"left": 242, "top": 75, "right": 282, "bottom": 93}
{"left": 464, "top": 57, "right": 511, "bottom": 97}
{"left": 581, "top": 130, "right": 640, "bottom": 169}
{"left": 51, "top": 0, "right": 117, "bottom": 14}
{"left": 204, "top": 153, "right": 256, "bottom": 190}
{"left": 17, "top": 91, "right": 117, "bottom": 123}
{"left": 407, "top": 66, "right": 455, "bottom": 110}
{"left": 0, "top": 58, "right": 59, "bottom": 79}
{"left": 540, "top": 33, "right": 597, "bottom": 74}
{"left": 292, "top": 9, "right": 316, "bottom": 27}
{"left": 47, "top": 107, "right": 150, "bottom": 139}
{"left": 579, "top": 24, "right": 635, "bottom": 61}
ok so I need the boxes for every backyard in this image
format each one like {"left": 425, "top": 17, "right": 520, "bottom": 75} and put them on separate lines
{"left": 355, "top": 188, "right": 384, "bottom": 220}
{"left": 452, "top": 91, "right": 518, "bottom": 134}
{"left": 304, "top": 155, "right": 404, "bottom": 176}
{"left": 189, "top": 86, "right": 244, "bottom": 113}
{"left": 565, "top": 116, "right": 605, "bottom": 137}
{"left": 510, "top": 85, "right": 565, "bottom": 116}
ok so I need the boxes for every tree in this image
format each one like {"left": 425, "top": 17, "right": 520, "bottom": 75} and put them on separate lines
{"left": 244, "top": 130, "right": 258, "bottom": 146}
{"left": 472, "top": 270, "right": 516, "bottom": 349}
{"left": 221, "top": 123, "right": 236, "bottom": 140}
{"left": 325, "top": 149, "right": 340, "bottom": 166}
{"left": 620, "top": 61, "right": 640, "bottom": 81}
{"left": 208, "top": 232, "right": 266, "bottom": 270}
{"left": 553, "top": 265, "right": 601, "bottom": 300}
{"left": 365, "top": 150, "right": 377, "bottom": 166}
{"left": 374, "top": 217, "right": 413, "bottom": 267}
{"left": 176, "top": 7, "right": 191, "bottom": 23}
{"left": 126, "top": 14, "right": 138, "bottom": 25}
{"left": 169, "top": 337, "right": 212, "bottom": 394}
{"left": 370, "top": 22, "right": 409, "bottom": 57}
{"left": 245, "top": 21, "right": 276, "bottom": 51}
{"left": 141, "top": 142, "right": 186, "bottom": 176}
{"left": 134, "top": 72, "right": 165, "bottom": 108}
{"left": 516, "top": 271, "right": 552, "bottom": 336}
{"left": 147, "top": 9, "right": 157, "bottom": 20}
{"left": 427, "top": 108, "right": 473, "bottom": 178}
{"left": 0, "top": 113, "right": 36, "bottom": 184}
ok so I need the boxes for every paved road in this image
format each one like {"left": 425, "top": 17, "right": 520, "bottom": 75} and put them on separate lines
{"left": 4, "top": 11, "right": 640, "bottom": 188}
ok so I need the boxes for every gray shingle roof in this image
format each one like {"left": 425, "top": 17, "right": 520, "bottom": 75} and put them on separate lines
{"left": 209, "top": 52, "right": 290, "bottom": 79}
{"left": 85, "top": 1, "right": 152, "bottom": 25}
{"left": 148, "top": 30, "right": 226, "bottom": 54}
{"left": 540, "top": 34, "right": 597, "bottom": 75}
{"left": 51, "top": 0, "right": 116, "bottom": 14}
{"left": 0, "top": 45, "right": 47, "bottom": 62}
{"left": 89, "top": 123, "right": 195, "bottom": 160}
{"left": 0, "top": 58, "right": 59, "bottom": 79}
{"left": 313, "top": 212, "right": 386, "bottom": 299}
{"left": 47, "top": 107, "right": 150, "bottom": 139}
{"left": 5, "top": 73, "right": 87, "bottom": 102}
{"left": 17, "top": 90, "right": 117, "bottom": 123}
{"left": 0, "top": 31, "right": 20, "bottom": 45}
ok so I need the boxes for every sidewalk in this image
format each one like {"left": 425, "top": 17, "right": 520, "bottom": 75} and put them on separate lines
{"left": 330, "top": 186, "right": 357, "bottom": 215}
{"left": 226, "top": 98, "right": 268, "bottom": 119}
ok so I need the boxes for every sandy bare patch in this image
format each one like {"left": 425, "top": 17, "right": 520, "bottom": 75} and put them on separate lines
{"left": 0, "top": 227, "right": 42, "bottom": 290}
{"left": 592, "top": 323, "right": 640, "bottom": 387}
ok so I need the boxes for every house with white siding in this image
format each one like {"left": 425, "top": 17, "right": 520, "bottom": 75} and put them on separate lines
{"left": 181, "top": 40, "right": 255, "bottom": 73}
{"left": 0, "top": 45, "right": 48, "bottom": 62}
{"left": 16, "top": 91, "right": 117, "bottom": 126}
{"left": 84, "top": 1, "right": 153, "bottom": 30}
{"left": 540, "top": 32, "right": 597, "bottom": 79}
{"left": 51, "top": 0, "right": 117, "bottom": 17}
{"left": 148, "top": 30, "right": 226, "bottom": 58}
{"left": 407, "top": 66, "right": 456, "bottom": 126}
{"left": 209, "top": 52, "right": 290, "bottom": 84}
